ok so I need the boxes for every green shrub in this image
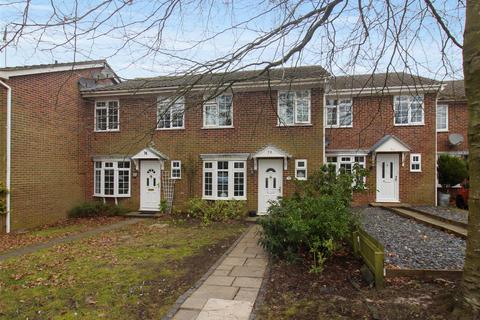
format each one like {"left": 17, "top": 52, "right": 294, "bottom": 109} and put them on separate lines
{"left": 68, "top": 201, "right": 128, "bottom": 218}
{"left": 186, "top": 198, "right": 246, "bottom": 224}
{"left": 259, "top": 166, "right": 360, "bottom": 273}
{"left": 438, "top": 154, "right": 468, "bottom": 191}
{"left": 0, "top": 183, "right": 7, "bottom": 216}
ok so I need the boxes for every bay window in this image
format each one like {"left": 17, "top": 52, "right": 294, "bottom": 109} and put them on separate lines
{"left": 94, "top": 160, "right": 131, "bottom": 197}
{"left": 203, "top": 160, "right": 246, "bottom": 200}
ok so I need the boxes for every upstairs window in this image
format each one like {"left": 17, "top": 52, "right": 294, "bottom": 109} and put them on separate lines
{"left": 157, "top": 97, "right": 185, "bottom": 129}
{"left": 295, "top": 160, "right": 308, "bottom": 180}
{"left": 278, "top": 90, "right": 311, "bottom": 125}
{"left": 95, "top": 101, "right": 119, "bottom": 131}
{"left": 326, "top": 98, "right": 353, "bottom": 127}
{"left": 394, "top": 95, "right": 424, "bottom": 126}
{"left": 410, "top": 154, "right": 422, "bottom": 172}
{"left": 203, "top": 95, "right": 233, "bottom": 128}
{"left": 436, "top": 104, "right": 448, "bottom": 132}
{"left": 94, "top": 160, "right": 130, "bottom": 197}
{"left": 171, "top": 160, "right": 182, "bottom": 179}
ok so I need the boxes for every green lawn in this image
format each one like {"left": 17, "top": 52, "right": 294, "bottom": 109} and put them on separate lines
{"left": 0, "top": 219, "right": 245, "bottom": 319}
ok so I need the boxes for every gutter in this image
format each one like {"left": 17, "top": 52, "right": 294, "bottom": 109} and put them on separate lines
{"left": 0, "top": 79, "right": 11, "bottom": 233}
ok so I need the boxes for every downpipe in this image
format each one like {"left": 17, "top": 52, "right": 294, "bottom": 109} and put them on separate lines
{"left": 0, "top": 79, "right": 11, "bottom": 233}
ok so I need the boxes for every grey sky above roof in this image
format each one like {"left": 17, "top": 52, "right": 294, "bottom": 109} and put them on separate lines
{"left": 0, "top": 59, "right": 107, "bottom": 71}
{"left": 82, "top": 65, "right": 330, "bottom": 92}
{"left": 438, "top": 80, "right": 465, "bottom": 101}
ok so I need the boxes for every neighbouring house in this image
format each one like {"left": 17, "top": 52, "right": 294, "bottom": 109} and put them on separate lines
{"left": 436, "top": 80, "right": 468, "bottom": 158}
{"left": 325, "top": 74, "right": 441, "bottom": 205}
{"left": 0, "top": 61, "right": 118, "bottom": 232}
{"left": 0, "top": 61, "right": 459, "bottom": 232}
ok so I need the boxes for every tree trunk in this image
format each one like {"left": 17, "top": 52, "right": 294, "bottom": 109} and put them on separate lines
{"left": 459, "top": 0, "right": 480, "bottom": 317}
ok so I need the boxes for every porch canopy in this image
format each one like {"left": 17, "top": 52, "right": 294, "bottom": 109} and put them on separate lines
{"left": 370, "top": 135, "right": 410, "bottom": 165}
{"left": 131, "top": 147, "right": 169, "bottom": 170}
{"left": 250, "top": 144, "right": 292, "bottom": 170}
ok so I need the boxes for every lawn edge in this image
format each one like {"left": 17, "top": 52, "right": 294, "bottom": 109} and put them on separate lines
{"left": 162, "top": 223, "right": 254, "bottom": 320}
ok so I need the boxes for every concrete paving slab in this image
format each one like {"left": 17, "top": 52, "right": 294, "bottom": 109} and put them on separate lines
{"left": 232, "top": 276, "right": 263, "bottom": 288}
{"left": 212, "top": 269, "right": 230, "bottom": 276}
{"left": 196, "top": 298, "right": 253, "bottom": 320}
{"left": 222, "top": 257, "right": 247, "bottom": 266}
{"left": 216, "top": 264, "right": 234, "bottom": 271}
{"left": 172, "top": 309, "right": 200, "bottom": 320}
{"left": 204, "top": 275, "right": 236, "bottom": 286}
{"left": 234, "top": 287, "right": 260, "bottom": 303}
{"left": 181, "top": 297, "right": 208, "bottom": 310}
{"left": 245, "top": 258, "right": 267, "bottom": 267}
{"left": 230, "top": 266, "right": 266, "bottom": 278}
{"left": 244, "top": 247, "right": 264, "bottom": 255}
{"left": 192, "top": 285, "right": 239, "bottom": 299}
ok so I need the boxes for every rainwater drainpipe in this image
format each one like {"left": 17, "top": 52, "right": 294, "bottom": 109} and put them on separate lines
{"left": 0, "top": 79, "right": 11, "bottom": 233}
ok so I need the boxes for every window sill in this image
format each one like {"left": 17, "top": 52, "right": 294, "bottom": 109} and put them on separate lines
{"left": 436, "top": 129, "right": 449, "bottom": 133}
{"left": 410, "top": 170, "right": 422, "bottom": 173}
{"left": 94, "top": 129, "right": 120, "bottom": 133}
{"left": 326, "top": 125, "right": 353, "bottom": 129}
{"left": 276, "top": 123, "right": 313, "bottom": 127}
{"left": 202, "top": 196, "right": 247, "bottom": 201}
{"left": 156, "top": 127, "right": 185, "bottom": 131}
{"left": 93, "top": 194, "right": 131, "bottom": 198}
{"left": 201, "top": 126, "right": 234, "bottom": 130}
{"left": 393, "top": 123, "right": 424, "bottom": 127}
{"left": 171, "top": 177, "right": 181, "bottom": 180}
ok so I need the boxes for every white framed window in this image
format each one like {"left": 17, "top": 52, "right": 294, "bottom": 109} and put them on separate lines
{"left": 95, "top": 100, "right": 119, "bottom": 131}
{"left": 326, "top": 155, "right": 366, "bottom": 185}
{"left": 326, "top": 98, "right": 352, "bottom": 127}
{"left": 410, "top": 153, "right": 421, "bottom": 172}
{"left": 171, "top": 160, "right": 181, "bottom": 179}
{"left": 157, "top": 97, "right": 185, "bottom": 129}
{"left": 203, "top": 94, "right": 233, "bottom": 128}
{"left": 202, "top": 160, "right": 246, "bottom": 200}
{"left": 295, "top": 159, "right": 307, "bottom": 180}
{"left": 94, "top": 160, "right": 131, "bottom": 197}
{"left": 437, "top": 104, "right": 448, "bottom": 132}
{"left": 394, "top": 95, "right": 424, "bottom": 126}
{"left": 278, "top": 90, "right": 311, "bottom": 125}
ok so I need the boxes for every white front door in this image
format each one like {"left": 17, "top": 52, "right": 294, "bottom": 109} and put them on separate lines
{"left": 376, "top": 154, "right": 399, "bottom": 202}
{"left": 140, "top": 160, "right": 161, "bottom": 211}
{"left": 258, "top": 159, "right": 283, "bottom": 214}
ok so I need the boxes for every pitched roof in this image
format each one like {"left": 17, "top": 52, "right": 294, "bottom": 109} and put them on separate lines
{"left": 0, "top": 59, "right": 106, "bottom": 72}
{"left": 82, "top": 65, "right": 330, "bottom": 93}
{"left": 439, "top": 80, "right": 465, "bottom": 101}
{"left": 329, "top": 72, "right": 440, "bottom": 91}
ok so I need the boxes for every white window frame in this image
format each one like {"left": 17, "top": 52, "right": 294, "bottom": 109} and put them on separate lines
{"left": 202, "top": 160, "right": 246, "bottom": 200}
{"left": 157, "top": 97, "right": 185, "bottom": 130}
{"left": 410, "top": 153, "right": 422, "bottom": 172}
{"left": 93, "top": 160, "right": 131, "bottom": 197}
{"left": 277, "top": 90, "right": 311, "bottom": 126}
{"left": 94, "top": 100, "right": 120, "bottom": 132}
{"left": 393, "top": 95, "right": 424, "bottom": 126}
{"left": 203, "top": 94, "right": 234, "bottom": 128}
{"left": 171, "top": 160, "right": 182, "bottom": 179}
{"left": 326, "top": 98, "right": 353, "bottom": 128}
{"left": 295, "top": 159, "right": 308, "bottom": 180}
{"left": 326, "top": 155, "right": 366, "bottom": 185}
{"left": 436, "top": 104, "right": 449, "bottom": 132}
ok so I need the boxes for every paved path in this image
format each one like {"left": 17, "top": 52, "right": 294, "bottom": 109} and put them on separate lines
{"left": 171, "top": 224, "right": 267, "bottom": 320}
{"left": 0, "top": 218, "right": 141, "bottom": 262}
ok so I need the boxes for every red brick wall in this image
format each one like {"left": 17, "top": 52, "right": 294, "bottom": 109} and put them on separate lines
{"left": 84, "top": 87, "right": 324, "bottom": 212}
{"left": 437, "top": 100, "right": 468, "bottom": 153}
{"left": 326, "top": 93, "right": 437, "bottom": 205}
{"left": 4, "top": 69, "right": 105, "bottom": 230}
{"left": 0, "top": 86, "right": 6, "bottom": 230}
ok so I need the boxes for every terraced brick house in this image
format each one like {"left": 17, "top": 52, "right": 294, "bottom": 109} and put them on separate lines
{"left": 0, "top": 60, "right": 455, "bottom": 232}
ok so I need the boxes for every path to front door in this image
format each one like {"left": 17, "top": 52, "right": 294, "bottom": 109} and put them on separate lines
{"left": 257, "top": 159, "right": 283, "bottom": 214}
{"left": 140, "top": 160, "right": 161, "bottom": 211}
{"left": 376, "top": 153, "right": 399, "bottom": 202}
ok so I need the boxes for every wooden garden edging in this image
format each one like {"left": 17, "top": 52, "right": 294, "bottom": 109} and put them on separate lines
{"left": 385, "top": 268, "right": 463, "bottom": 280}
{"left": 352, "top": 227, "right": 385, "bottom": 289}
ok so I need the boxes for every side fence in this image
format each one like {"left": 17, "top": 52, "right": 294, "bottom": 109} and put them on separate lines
{"left": 352, "top": 227, "right": 385, "bottom": 289}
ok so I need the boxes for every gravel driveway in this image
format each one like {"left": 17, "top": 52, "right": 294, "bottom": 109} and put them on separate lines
{"left": 414, "top": 206, "right": 468, "bottom": 224}
{"left": 357, "top": 207, "right": 465, "bottom": 270}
